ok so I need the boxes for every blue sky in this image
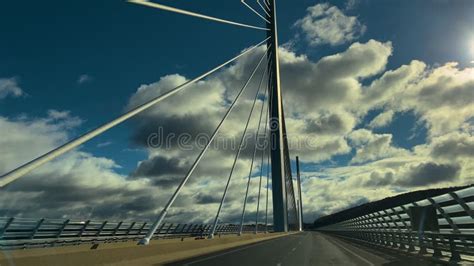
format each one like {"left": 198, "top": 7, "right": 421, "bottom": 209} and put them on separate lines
{"left": 0, "top": 0, "right": 473, "bottom": 222}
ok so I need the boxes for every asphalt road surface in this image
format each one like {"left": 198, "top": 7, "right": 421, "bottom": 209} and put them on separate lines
{"left": 168, "top": 232, "right": 438, "bottom": 266}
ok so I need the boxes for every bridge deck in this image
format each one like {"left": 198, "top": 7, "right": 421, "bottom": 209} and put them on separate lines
{"left": 2, "top": 231, "right": 460, "bottom": 265}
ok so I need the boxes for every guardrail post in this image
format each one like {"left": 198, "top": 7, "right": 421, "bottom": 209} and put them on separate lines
{"left": 398, "top": 232, "right": 406, "bottom": 250}
{"left": 78, "top": 220, "right": 90, "bottom": 238}
{"left": 180, "top": 224, "right": 187, "bottom": 233}
{"left": 192, "top": 224, "right": 199, "bottom": 233}
{"left": 407, "top": 232, "right": 415, "bottom": 252}
{"left": 96, "top": 221, "right": 107, "bottom": 237}
{"left": 155, "top": 222, "right": 166, "bottom": 238}
{"left": 172, "top": 224, "right": 180, "bottom": 234}
{"left": 0, "top": 217, "right": 14, "bottom": 238}
{"left": 448, "top": 236, "right": 461, "bottom": 262}
{"left": 391, "top": 232, "right": 398, "bottom": 248}
{"left": 31, "top": 218, "right": 45, "bottom": 239}
{"left": 418, "top": 233, "right": 428, "bottom": 255}
{"left": 137, "top": 222, "right": 147, "bottom": 236}
{"left": 57, "top": 219, "right": 70, "bottom": 238}
{"left": 164, "top": 223, "right": 173, "bottom": 237}
{"left": 431, "top": 234, "right": 442, "bottom": 258}
{"left": 378, "top": 232, "right": 385, "bottom": 246}
{"left": 111, "top": 221, "right": 123, "bottom": 237}
{"left": 373, "top": 231, "right": 380, "bottom": 245}
{"left": 125, "top": 222, "right": 136, "bottom": 236}
{"left": 186, "top": 224, "right": 193, "bottom": 233}
{"left": 375, "top": 232, "right": 382, "bottom": 245}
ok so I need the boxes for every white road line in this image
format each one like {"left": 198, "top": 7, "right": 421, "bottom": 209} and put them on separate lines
{"left": 329, "top": 237, "right": 375, "bottom": 266}
{"left": 184, "top": 237, "right": 282, "bottom": 265}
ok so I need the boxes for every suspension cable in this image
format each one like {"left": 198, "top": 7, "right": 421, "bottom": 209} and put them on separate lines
{"left": 129, "top": 0, "right": 269, "bottom": 31}
{"left": 0, "top": 38, "right": 270, "bottom": 188}
{"left": 138, "top": 45, "right": 270, "bottom": 245}
{"left": 208, "top": 60, "right": 269, "bottom": 239}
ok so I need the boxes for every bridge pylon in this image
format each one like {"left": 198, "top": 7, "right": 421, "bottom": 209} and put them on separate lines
{"left": 266, "top": 0, "right": 289, "bottom": 233}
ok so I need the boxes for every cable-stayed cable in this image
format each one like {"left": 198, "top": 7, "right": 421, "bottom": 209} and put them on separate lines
{"left": 129, "top": 0, "right": 269, "bottom": 31}
{"left": 264, "top": 127, "right": 271, "bottom": 232}
{"left": 254, "top": 89, "right": 270, "bottom": 233}
{"left": 208, "top": 59, "right": 269, "bottom": 239}
{"left": 241, "top": 0, "right": 270, "bottom": 23}
{"left": 138, "top": 45, "right": 270, "bottom": 245}
{"left": 263, "top": 0, "right": 271, "bottom": 12}
{"left": 256, "top": 0, "right": 270, "bottom": 17}
{"left": 238, "top": 59, "right": 272, "bottom": 235}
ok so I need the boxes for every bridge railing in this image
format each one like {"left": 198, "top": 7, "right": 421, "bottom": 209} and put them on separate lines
{"left": 0, "top": 217, "right": 273, "bottom": 250}
{"left": 318, "top": 186, "right": 474, "bottom": 263}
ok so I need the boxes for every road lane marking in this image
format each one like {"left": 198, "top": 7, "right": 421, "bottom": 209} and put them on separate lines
{"left": 329, "top": 237, "right": 375, "bottom": 266}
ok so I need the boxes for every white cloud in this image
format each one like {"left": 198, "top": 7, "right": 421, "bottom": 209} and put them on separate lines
{"left": 97, "top": 141, "right": 113, "bottom": 148}
{"left": 281, "top": 40, "right": 392, "bottom": 116}
{"left": 0, "top": 77, "right": 24, "bottom": 99}
{"left": 294, "top": 3, "right": 366, "bottom": 46}
{"left": 77, "top": 74, "right": 93, "bottom": 84}
{"left": 349, "top": 129, "right": 408, "bottom": 164}
{"left": 368, "top": 110, "right": 395, "bottom": 129}
{"left": 362, "top": 60, "right": 426, "bottom": 109}
{"left": 368, "top": 62, "right": 474, "bottom": 137}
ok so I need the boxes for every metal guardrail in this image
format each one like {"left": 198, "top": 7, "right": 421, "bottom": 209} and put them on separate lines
{"left": 0, "top": 217, "right": 273, "bottom": 250}
{"left": 319, "top": 186, "right": 474, "bottom": 263}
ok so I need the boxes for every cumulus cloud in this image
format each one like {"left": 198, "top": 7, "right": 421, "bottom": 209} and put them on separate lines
{"left": 281, "top": 40, "right": 392, "bottom": 115}
{"left": 294, "top": 3, "right": 366, "bottom": 46}
{"left": 378, "top": 62, "right": 474, "bottom": 137}
{"left": 0, "top": 112, "right": 148, "bottom": 219}
{"left": 304, "top": 111, "right": 356, "bottom": 135}
{"left": 362, "top": 60, "right": 426, "bottom": 108}
{"left": 0, "top": 110, "right": 82, "bottom": 173}
{"left": 0, "top": 77, "right": 24, "bottom": 99}
{"left": 349, "top": 129, "right": 408, "bottom": 164}
{"left": 2, "top": 16, "right": 473, "bottom": 224}
{"left": 398, "top": 162, "right": 461, "bottom": 186}
{"left": 0, "top": 110, "right": 270, "bottom": 224}
{"left": 429, "top": 132, "right": 474, "bottom": 159}
{"left": 368, "top": 110, "right": 395, "bottom": 129}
